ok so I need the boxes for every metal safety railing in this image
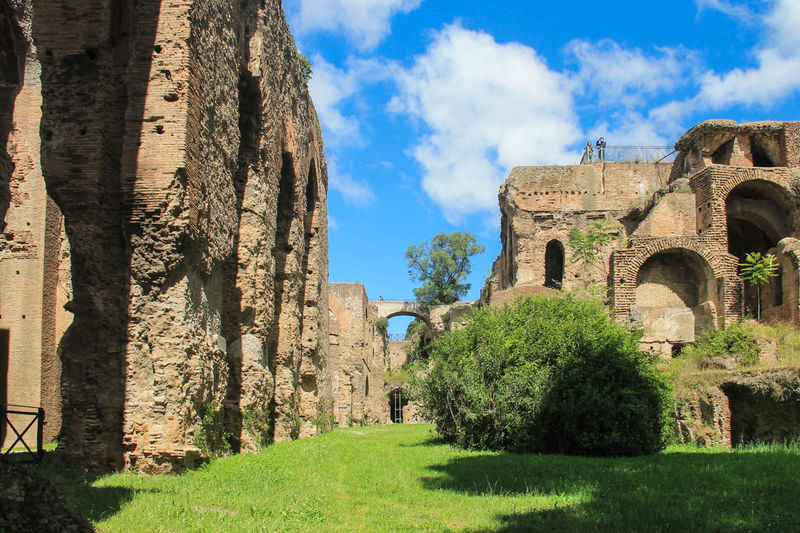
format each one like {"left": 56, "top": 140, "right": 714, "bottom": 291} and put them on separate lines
{"left": 579, "top": 145, "right": 676, "bottom": 164}
{"left": 386, "top": 333, "right": 407, "bottom": 341}
{"left": 1, "top": 404, "right": 45, "bottom": 463}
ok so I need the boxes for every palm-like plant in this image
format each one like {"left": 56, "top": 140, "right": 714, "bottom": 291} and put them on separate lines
{"left": 738, "top": 252, "right": 779, "bottom": 321}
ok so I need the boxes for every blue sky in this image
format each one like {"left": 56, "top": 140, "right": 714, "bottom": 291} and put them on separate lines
{"left": 284, "top": 0, "right": 800, "bottom": 334}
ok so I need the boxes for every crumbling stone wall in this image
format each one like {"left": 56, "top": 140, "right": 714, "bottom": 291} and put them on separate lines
{"left": 485, "top": 120, "right": 800, "bottom": 354}
{"left": 328, "top": 283, "right": 386, "bottom": 426}
{"left": 0, "top": 0, "right": 332, "bottom": 471}
{"left": 0, "top": 0, "right": 71, "bottom": 447}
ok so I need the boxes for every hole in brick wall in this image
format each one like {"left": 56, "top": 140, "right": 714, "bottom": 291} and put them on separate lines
{"left": 84, "top": 48, "right": 98, "bottom": 60}
{"left": 163, "top": 92, "right": 178, "bottom": 102}
{"left": 544, "top": 240, "right": 564, "bottom": 289}
{"left": 21, "top": 315, "right": 25, "bottom": 319}
{"left": 44, "top": 130, "right": 53, "bottom": 141}
{"left": 155, "top": 125, "right": 164, "bottom": 134}
{"left": 153, "top": 45, "right": 162, "bottom": 54}
{"left": 79, "top": 127, "right": 87, "bottom": 136}
{"left": 45, "top": 49, "right": 52, "bottom": 56}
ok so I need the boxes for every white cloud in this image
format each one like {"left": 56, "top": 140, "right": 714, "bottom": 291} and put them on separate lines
{"left": 390, "top": 24, "right": 580, "bottom": 223}
{"left": 694, "top": 0, "right": 753, "bottom": 21}
{"left": 566, "top": 40, "right": 696, "bottom": 108}
{"left": 308, "top": 56, "right": 363, "bottom": 146}
{"left": 658, "top": 0, "right": 800, "bottom": 113}
{"left": 327, "top": 157, "right": 376, "bottom": 206}
{"left": 328, "top": 215, "right": 340, "bottom": 231}
{"left": 290, "top": 0, "right": 422, "bottom": 51}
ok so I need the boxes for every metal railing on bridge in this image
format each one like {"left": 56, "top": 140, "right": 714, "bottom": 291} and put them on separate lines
{"left": 1, "top": 404, "right": 45, "bottom": 463}
{"left": 579, "top": 145, "right": 676, "bottom": 164}
{"left": 386, "top": 333, "right": 407, "bottom": 341}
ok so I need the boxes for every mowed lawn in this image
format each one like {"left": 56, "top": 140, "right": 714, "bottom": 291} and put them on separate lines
{"left": 40, "top": 424, "right": 800, "bottom": 532}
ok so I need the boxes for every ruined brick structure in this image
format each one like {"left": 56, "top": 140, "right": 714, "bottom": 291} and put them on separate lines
{"left": 1, "top": 0, "right": 331, "bottom": 471}
{"left": 327, "top": 283, "right": 388, "bottom": 426}
{"left": 327, "top": 285, "right": 472, "bottom": 426}
{"left": 486, "top": 120, "right": 800, "bottom": 355}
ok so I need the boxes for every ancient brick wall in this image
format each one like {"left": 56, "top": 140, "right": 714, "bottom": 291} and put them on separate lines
{"left": 0, "top": 0, "right": 71, "bottom": 447}
{"left": 328, "top": 283, "right": 387, "bottom": 426}
{"left": 486, "top": 120, "right": 800, "bottom": 352}
{"left": 24, "top": 0, "right": 330, "bottom": 471}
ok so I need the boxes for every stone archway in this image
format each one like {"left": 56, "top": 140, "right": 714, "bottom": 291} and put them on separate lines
{"left": 726, "top": 179, "right": 797, "bottom": 317}
{"left": 633, "top": 248, "right": 719, "bottom": 350}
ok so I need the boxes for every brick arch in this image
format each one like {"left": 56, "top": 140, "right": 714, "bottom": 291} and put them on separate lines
{"left": 613, "top": 237, "right": 740, "bottom": 324}
{"left": 722, "top": 177, "right": 800, "bottom": 242}
{"left": 328, "top": 294, "right": 352, "bottom": 332}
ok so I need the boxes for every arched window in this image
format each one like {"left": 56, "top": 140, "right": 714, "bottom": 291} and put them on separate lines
{"left": 544, "top": 240, "right": 564, "bottom": 289}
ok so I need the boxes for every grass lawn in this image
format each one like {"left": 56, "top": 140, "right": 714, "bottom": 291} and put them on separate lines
{"left": 38, "top": 424, "right": 800, "bottom": 532}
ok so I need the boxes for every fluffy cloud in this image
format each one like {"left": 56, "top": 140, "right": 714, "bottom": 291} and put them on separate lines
{"left": 308, "top": 56, "right": 364, "bottom": 146}
{"left": 327, "top": 157, "right": 376, "bottom": 206}
{"left": 658, "top": 0, "right": 800, "bottom": 116}
{"left": 566, "top": 40, "right": 696, "bottom": 108}
{"left": 289, "top": 0, "right": 422, "bottom": 50}
{"left": 390, "top": 24, "right": 580, "bottom": 222}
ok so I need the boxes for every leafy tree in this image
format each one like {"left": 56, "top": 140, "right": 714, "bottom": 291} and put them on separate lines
{"left": 375, "top": 317, "right": 389, "bottom": 335}
{"left": 405, "top": 232, "right": 485, "bottom": 309}
{"left": 739, "top": 252, "right": 779, "bottom": 321}
{"left": 567, "top": 220, "right": 618, "bottom": 265}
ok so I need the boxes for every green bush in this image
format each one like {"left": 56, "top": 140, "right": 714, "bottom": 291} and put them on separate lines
{"left": 684, "top": 323, "right": 760, "bottom": 368}
{"left": 418, "top": 294, "right": 670, "bottom": 457}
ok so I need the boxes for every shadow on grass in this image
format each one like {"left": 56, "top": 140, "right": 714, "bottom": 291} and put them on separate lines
{"left": 36, "top": 453, "right": 157, "bottom": 523}
{"left": 422, "top": 448, "right": 800, "bottom": 532}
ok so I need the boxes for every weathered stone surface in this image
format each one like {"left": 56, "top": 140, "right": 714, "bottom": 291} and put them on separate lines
{"left": 1, "top": 0, "right": 331, "bottom": 471}
{"left": 485, "top": 120, "right": 800, "bottom": 352}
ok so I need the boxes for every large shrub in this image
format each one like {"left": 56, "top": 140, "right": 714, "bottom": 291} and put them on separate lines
{"left": 417, "top": 295, "right": 670, "bottom": 456}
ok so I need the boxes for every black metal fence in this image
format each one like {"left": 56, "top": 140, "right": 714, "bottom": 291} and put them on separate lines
{"left": 386, "top": 333, "right": 407, "bottom": 341}
{"left": 1, "top": 404, "right": 44, "bottom": 463}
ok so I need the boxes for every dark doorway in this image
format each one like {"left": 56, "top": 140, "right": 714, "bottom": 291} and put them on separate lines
{"left": 389, "top": 388, "right": 407, "bottom": 424}
{"left": 544, "top": 240, "right": 564, "bottom": 289}
{"left": 0, "top": 329, "right": 8, "bottom": 445}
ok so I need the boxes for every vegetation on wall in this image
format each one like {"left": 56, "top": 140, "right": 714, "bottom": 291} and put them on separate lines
{"left": 739, "top": 252, "right": 779, "bottom": 321}
{"left": 567, "top": 220, "right": 619, "bottom": 266}
{"left": 194, "top": 399, "right": 232, "bottom": 458}
{"left": 418, "top": 294, "right": 671, "bottom": 456}
{"left": 405, "top": 232, "right": 485, "bottom": 309}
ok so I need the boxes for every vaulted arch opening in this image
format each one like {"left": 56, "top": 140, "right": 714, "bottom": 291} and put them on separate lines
{"left": 726, "top": 180, "right": 796, "bottom": 316}
{"left": 635, "top": 249, "right": 718, "bottom": 346}
{"left": 544, "top": 239, "right": 564, "bottom": 289}
{"left": 389, "top": 388, "right": 408, "bottom": 424}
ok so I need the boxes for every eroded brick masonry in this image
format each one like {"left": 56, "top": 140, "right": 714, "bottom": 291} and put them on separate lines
{"left": 1, "top": 0, "right": 331, "bottom": 472}
{"left": 485, "top": 120, "right": 800, "bottom": 355}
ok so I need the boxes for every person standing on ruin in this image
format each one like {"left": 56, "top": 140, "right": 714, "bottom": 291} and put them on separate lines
{"left": 581, "top": 141, "right": 593, "bottom": 163}
{"left": 596, "top": 137, "right": 606, "bottom": 161}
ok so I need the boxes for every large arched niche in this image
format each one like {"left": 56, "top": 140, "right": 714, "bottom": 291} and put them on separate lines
{"left": 544, "top": 239, "right": 564, "bottom": 289}
{"left": 634, "top": 248, "right": 718, "bottom": 344}
{"left": 726, "top": 179, "right": 797, "bottom": 316}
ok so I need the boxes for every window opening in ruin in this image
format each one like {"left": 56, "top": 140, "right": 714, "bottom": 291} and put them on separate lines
{"left": 711, "top": 139, "right": 733, "bottom": 165}
{"left": 750, "top": 136, "right": 778, "bottom": 167}
{"left": 726, "top": 180, "right": 795, "bottom": 316}
{"left": 773, "top": 271, "right": 783, "bottom": 307}
{"left": 304, "top": 159, "right": 318, "bottom": 236}
{"left": 0, "top": 329, "right": 8, "bottom": 445}
{"left": 544, "top": 240, "right": 564, "bottom": 289}
{"left": 389, "top": 388, "right": 407, "bottom": 424}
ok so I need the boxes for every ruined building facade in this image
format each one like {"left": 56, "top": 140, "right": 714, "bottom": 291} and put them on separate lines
{"left": 1, "top": 0, "right": 331, "bottom": 471}
{"left": 485, "top": 120, "right": 800, "bottom": 354}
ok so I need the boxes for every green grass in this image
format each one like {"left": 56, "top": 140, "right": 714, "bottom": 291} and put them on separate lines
{"left": 38, "top": 424, "right": 800, "bottom": 532}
